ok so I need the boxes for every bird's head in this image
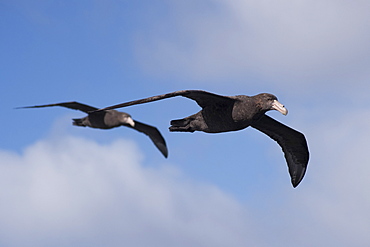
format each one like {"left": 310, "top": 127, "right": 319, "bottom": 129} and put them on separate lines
{"left": 256, "top": 93, "right": 288, "bottom": 116}
{"left": 119, "top": 112, "right": 135, "bottom": 127}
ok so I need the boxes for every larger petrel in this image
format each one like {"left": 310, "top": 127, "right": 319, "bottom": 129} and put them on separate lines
{"left": 17, "top": 102, "right": 168, "bottom": 158}
{"left": 97, "top": 90, "right": 309, "bottom": 187}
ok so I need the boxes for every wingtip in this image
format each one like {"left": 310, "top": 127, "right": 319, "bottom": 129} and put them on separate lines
{"left": 161, "top": 147, "right": 169, "bottom": 158}
{"left": 14, "top": 106, "right": 29, "bottom": 109}
{"left": 290, "top": 168, "right": 306, "bottom": 188}
{"left": 292, "top": 181, "right": 300, "bottom": 188}
{"left": 156, "top": 143, "right": 168, "bottom": 158}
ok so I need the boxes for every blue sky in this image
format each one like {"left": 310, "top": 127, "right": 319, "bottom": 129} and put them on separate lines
{"left": 1, "top": 1, "right": 370, "bottom": 246}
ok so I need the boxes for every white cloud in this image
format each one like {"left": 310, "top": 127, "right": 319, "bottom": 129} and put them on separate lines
{"left": 1, "top": 112, "right": 370, "bottom": 246}
{"left": 0, "top": 136, "right": 253, "bottom": 247}
{"left": 296, "top": 111, "right": 370, "bottom": 246}
{"left": 135, "top": 0, "right": 370, "bottom": 88}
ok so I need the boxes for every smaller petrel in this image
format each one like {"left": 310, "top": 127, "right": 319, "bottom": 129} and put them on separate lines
{"left": 96, "top": 90, "right": 309, "bottom": 187}
{"left": 17, "top": 101, "right": 168, "bottom": 158}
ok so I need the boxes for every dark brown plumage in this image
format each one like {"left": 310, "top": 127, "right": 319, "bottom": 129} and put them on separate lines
{"left": 97, "top": 90, "right": 309, "bottom": 187}
{"left": 17, "top": 102, "right": 168, "bottom": 158}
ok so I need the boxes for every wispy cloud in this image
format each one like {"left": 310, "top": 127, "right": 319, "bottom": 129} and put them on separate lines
{"left": 135, "top": 0, "right": 370, "bottom": 89}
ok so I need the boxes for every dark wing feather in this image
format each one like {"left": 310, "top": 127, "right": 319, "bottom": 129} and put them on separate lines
{"left": 251, "top": 115, "right": 309, "bottom": 188}
{"left": 179, "top": 90, "right": 234, "bottom": 108}
{"left": 16, "top": 101, "right": 98, "bottom": 113}
{"left": 124, "top": 120, "right": 168, "bottom": 158}
{"left": 97, "top": 90, "right": 234, "bottom": 111}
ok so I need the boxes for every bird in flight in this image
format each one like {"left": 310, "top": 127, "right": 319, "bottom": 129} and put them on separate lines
{"left": 96, "top": 90, "right": 309, "bottom": 187}
{"left": 17, "top": 101, "right": 168, "bottom": 158}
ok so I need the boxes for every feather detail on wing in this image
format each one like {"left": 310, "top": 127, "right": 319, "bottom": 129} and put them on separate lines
{"left": 251, "top": 115, "right": 309, "bottom": 188}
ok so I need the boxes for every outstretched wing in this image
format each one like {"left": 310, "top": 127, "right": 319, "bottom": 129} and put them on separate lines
{"left": 16, "top": 101, "right": 98, "bottom": 113}
{"left": 124, "top": 120, "right": 168, "bottom": 158}
{"left": 251, "top": 115, "right": 309, "bottom": 188}
{"left": 97, "top": 90, "right": 235, "bottom": 111}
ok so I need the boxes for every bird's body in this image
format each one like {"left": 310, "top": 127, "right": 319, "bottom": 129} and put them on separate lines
{"left": 18, "top": 102, "right": 168, "bottom": 158}
{"left": 98, "top": 90, "right": 309, "bottom": 187}
{"left": 169, "top": 94, "right": 273, "bottom": 133}
{"left": 73, "top": 110, "right": 134, "bottom": 129}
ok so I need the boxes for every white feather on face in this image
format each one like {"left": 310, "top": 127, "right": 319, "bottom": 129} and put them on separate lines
{"left": 122, "top": 115, "right": 135, "bottom": 127}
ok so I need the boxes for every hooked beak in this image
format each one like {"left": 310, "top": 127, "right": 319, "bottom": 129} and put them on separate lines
{"left": 126, "top": 117, "right": 135, "bottom": 127}
{"left": 272, "top": 100, "right": 288, "bottom": 115}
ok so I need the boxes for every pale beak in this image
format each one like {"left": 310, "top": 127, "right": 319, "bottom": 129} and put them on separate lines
{"left": 272, "top": 100, "right": 288, "bottom": 115}
{"left": 126, "top": 117, "right": 135, "bottom": 127}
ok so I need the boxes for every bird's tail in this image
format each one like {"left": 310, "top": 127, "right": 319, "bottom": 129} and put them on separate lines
{"left": 169, "top": 118, "right": 194, "bottom": 132}
{"left": 72, "top": 118, "right": 85, "bottom": 127}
